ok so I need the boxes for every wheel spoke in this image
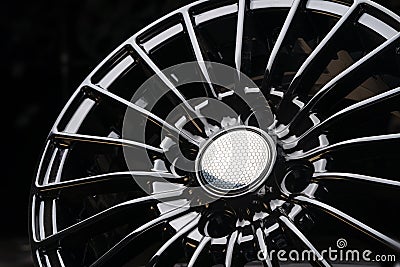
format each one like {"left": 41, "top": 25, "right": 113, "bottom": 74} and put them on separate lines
{"left": 313, "top": 172, "right": 400, "bottom": 189}
{"left": 286, "top": 2, "right": 361, "bottom": 98}
{"left": 131, "top": 36, "right": 214, "bottom": 136}
{"left": 278, "top": 32, "right": 400, "bottom": 137}
{"left": 36, "top": 171, "right": 184, "bottom": 196}
{"left": 255, "top": 227, "right": 273, "bottom": 267}
{"left": 279, "top": 216, "right": 331, "bottom": 267}
{"left": 172, "top": 11, "right": 239, "bottom": 136}
{"left": 306, "top": 31, "right": 400, "bottom": 99}
{"left": 225, "top": 230, "right": 238, "bottom": 267}
{"left": 52, "top": 131, "right": 163, "bottom": 153}
{"left": 90, "top": 204, "right": 190, "bottom": 267}
{"left": 294, "top": 196, "right": 400, "bottom": 251}
{"left": 182, "top": 10, "right": 218, "bottom": 99}
{"left": 87, "top": 85, "right": 201, "bottom": 146}
{"left": 37, "top": 172, "right": 132, "bottom": 196}
{"left": 187, "top": 236, "right": 211, "bottom": 267}
{"left": 148, "top": 213, "right": 200, "bottom": 266}
{"left": 36, "top": 189, "right": 186, "bottom": 248}
{"left": 129, "top": 38, "right": 198, "bottom": 111}
{"left": 234, "top": 0, "right": 246, "bottom": 77}
{"left": 282, "top": 87, "right": 400, "bottom": 149}
{"left": 263, "top": 0, "right": 303, "bottom": 95}
{"left": 286, "top": 133, "right": 400, "bottom": 160}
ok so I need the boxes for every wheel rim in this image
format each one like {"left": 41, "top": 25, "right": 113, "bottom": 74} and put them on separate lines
{"left": 30, "top": 0, "right": 400, "bottom": 266}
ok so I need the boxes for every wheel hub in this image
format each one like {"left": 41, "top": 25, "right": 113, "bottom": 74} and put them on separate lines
{"left": 196, "top": 127, "right": 277, "bottom": 197}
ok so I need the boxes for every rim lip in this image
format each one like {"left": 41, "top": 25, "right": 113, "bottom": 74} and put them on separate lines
{"left": 195, "top": 126, "right": 277, "bottom": 198}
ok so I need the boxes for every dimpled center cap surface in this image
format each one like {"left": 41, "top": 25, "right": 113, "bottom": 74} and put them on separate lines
{"left": 197, "top": 128, "right": 276, "bottom": 196}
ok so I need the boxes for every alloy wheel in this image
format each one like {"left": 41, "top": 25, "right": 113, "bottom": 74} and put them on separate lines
{"left": 30, "top": 0, "right": 400, "bottom": 266}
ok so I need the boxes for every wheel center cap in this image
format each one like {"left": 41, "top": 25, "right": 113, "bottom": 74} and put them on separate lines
{"left": 196, "top": 127, "right": 276, "bottom": 197}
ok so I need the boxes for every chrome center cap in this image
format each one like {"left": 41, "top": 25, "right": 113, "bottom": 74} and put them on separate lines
{"left": 196, "top": 127, "right": 276, "bottom": 197}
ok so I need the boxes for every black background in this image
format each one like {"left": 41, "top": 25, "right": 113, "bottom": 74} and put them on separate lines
{"left": 1, "top": 0, "right": 400, "bottom": 265}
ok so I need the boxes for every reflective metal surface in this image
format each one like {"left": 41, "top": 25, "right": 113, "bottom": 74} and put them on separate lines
{"left": 30, "top": 0, "right": 400, "bottom": 266}
{"left": 197, "top": 127, "right": 276, "bottom": 196}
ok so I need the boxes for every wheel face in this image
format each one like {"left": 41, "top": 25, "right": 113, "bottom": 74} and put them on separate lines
{"left": 30, "top": 0, "right": 400, "bottom": 266}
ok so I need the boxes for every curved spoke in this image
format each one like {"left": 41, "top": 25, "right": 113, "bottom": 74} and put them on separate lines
{"left": 235, "top": 0, "right": 246, "bottom": 77}
{"left": 53, "top": 131, "right": 163, "bottom": 153}
{"left": 277, "top": 32, "right": 400, "bottom": 136}
{"left": 36, "top": 171, "right": 183, "bottom": 196}
{"left": 132, "top": 27, "right": 216, "bottom": 136}
{"left": 131, "top": 36, "right": 215, "bottom": 137}
{"left": 282, "top": 87, "right": 400, "bottom": 149}
{"left": 225, "top": 230, "right": 238, "bottom": 267}
{"left": 129, "top": 39, "right": 197, "bottom": 112}
{"left": 86, "top": 84, "right": 201, "bottom": 146}
{"left": 187, "top": 236, "right": 211, "bottom": 267}
{"left": 91, "top": 204, "right": 191, "bottom": 267}
{"left": 294, "top": 196, "right": 400, "bottom": 251}
{"left": 36, "top": 189, "right": 186, "bottom": 248}
{"left": 286, "top": 133, "right": 400, "bottom": 160}
{"left": 313, "top": 172, "right": 400, "bottom": 189}
{"left": 148, "top": 213, "right": 200, "bottom": 266}
{"left": 182, "top": 11, "right": 218, "bottom": 99}
{"left": 279, "top": 216, "right": 331, "bottom": 267}
{"left": 37, "top": 172, "right": 133, "bottom": 195}
{"left": 285, "top": 1, "right": 361, "bottom": 98}
{"left": 263, "top": 0, "right": 303, "bottom": 93}
{"left": 255, "top": 227, "right": 273, "bottom": 267}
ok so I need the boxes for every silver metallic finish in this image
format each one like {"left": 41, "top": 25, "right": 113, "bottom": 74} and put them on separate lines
{"left": 306, "top": 0, "right": 348, "bottom": 16}
{"left": 64, "top": 98, "right": 95, "bottom": 134}
{"left": 187, "top": 236, "right": 211, "bottom": 267}
{"left": 183, "top": 10, "right": 218, "bottom": 99}
{"left": 235, "top": 0, "right": 246, "bottom": 75}
{"left": 196, "top": 127, "right": 276, "bottom": 197}
{"left": 142, "top": 24, "right": 184, "bottom": 53}
{"left": 225, "top": 230, "right": 238, "bottom": 267}
{"left": 359, "top": 13, "right": 397, "bottom": 39}
{"left": 98, "top": 56, "right": 135, "bottom": 88}
{"left": 194, "top": 4, "right": 238, "bottom": 25}
{"left": 255, "top": 227, "right": 273, "bottom": 267}
{"left": 265, "top": 0, "right": 301, "bottom": 75}
{"left": 250, "top": 0, "right": 293, "bottom": 10}
{"left": 56, "top": 251, "right": 66, "bottom": 267}
{"left": 200, "top": 131, "right": 269, "bottom": 188}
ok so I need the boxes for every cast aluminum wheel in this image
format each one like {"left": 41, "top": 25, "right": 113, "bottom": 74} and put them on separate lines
{"left": 30, "top": 0, "right": 400, "bottom": 266}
